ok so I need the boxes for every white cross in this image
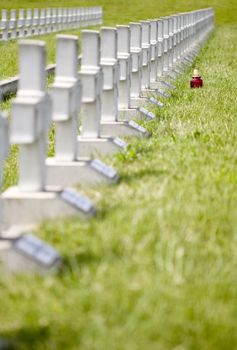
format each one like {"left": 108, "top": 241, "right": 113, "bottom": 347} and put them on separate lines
{"left": 51, "top": 34, "right": 81, "bottom": 161}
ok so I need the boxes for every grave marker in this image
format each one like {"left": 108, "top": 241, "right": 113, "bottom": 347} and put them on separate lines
{"left": 40, "top": 9, "right": 46, "bottom": 34}
{"left": 0, "top": 7, "right": 103, "bottom": 42}
{"left": 18, "top": 9, "right": 25, "bottom": 38}
{"left": 0, "top": 233, "right": 62, "bottom": 274}
{"left": 99, "top": 27, "right": 149, "bottom": 138}
{"left": 46, "top": 34, "right": 119, "bottom": 185}
{"left": 51, "top": 35, "right": 81, "bottom": 161}
{"left": 77, "top": 30, "right": 127, "bottom": 156}
{"left": 157, "top": 19, "right": 164, "bottom": 79}
{"left": 1, "top": 10, "right": 8, "bottom": 41}
{"left": 2, "top": 40, "right": 96, "bottom": 228}
{"left": 129, "top": 22, "right": 142, "bottom": 100}
{"left": 168, "top": 17, "right": 174, "bottom": 70}
{"left": 9, "top": 10, "right": 17, "bottom": 39}
{"left": 161, "top": 17, "right": 169, "bottom": 74}
{"left": 100, "top": 27, "right": 118, "bottom": 123}
{"left": 26, "top": 9, "right": 33, "bottom": 36}
{"left": 116, "top": 25, "right": 154, "bottom": 122}
{"left": 117, "top": 25, "right": 131, "bottom": 111}
{"left": 140, "top": 20, "right": 151, "bottom": 90}
{"left": 33, "top": 9, "right": 40, "bottom": 35}
{"left": 149, "top": 19, "right": 158, "bottom": 86}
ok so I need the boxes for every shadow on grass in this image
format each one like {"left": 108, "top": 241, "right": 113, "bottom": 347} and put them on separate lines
{"left": 1, "top": 325, "right": 50, "bottom": 349}
{"left": 62, "top": 250, "right": 102, "bottom": 273}
{"left": 121, "top": 167, "right": 166, "bottom": 184}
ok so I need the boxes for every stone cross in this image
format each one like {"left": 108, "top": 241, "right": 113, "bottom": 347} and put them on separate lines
{"left": 175, "top": 15, "right": 181, "bottom": 62}
{"left": 183, "top": 14, "right": 188, "bottom": 55}
{"left": 76, "top": 8, "right": 80, "bottom": 28}
{"left": 1, "top": 10, "right": 8, "bottom": 41}
{"left": 129, "top": 22, "right": 142, "bottom": 99}
{"left": 83, "top": 8, "right": 88, "bottom": 27}
{"left": 62, "top": 8, "right": 68, "bottom": 29}
{"left": 140, "top": 20, "right": 151, "bottom": 89}
{"left": 10, "top": 40, "right": 50, "bottom": 192}
{"left": 46, "top": 8, "right": 52, "bottom": 33}
{"left": 40, "top": 9, "right": 46, "bottom": 34}
{"left": 52, "top": 8, "right": 57, "bottom": 32}
{"left": 100, "top": 27, "right": 118, "bottom": 122}
{"left": 33, "top": 9, "right": 40, "bottom": 36}
{"left": 161, "top": 17, "right": 169, "bottom": 73}
{"left": 26, "top": 9, "right": 33, "bottom": 36}
{"left": 168, "top": 17, "right": 174, "bottom": 69}
{"left": 79, "top": 30, "right": 102, "bottom": 138}
{"left": 149, "top": 19, "right": 158, "bottom": 85}
{"left": 187, "top": 13, "right": 192, "bottom": 49}
{"left": 172, "top": 15, "right": 178, "bottom": 64}
{"left": 116, "top": 25, "right": 131, "bottom": 110}
{"left": 57, "top": 8, "right": 63, "bottom": 31}
{"left": 51, "top": 35, "right": 81, "bottom": 161}
{"left": 18, "top": 9, "right": 25, "bottom": 38}
{"left": 157, "top": 19, "right": 164, "bottom": 79}
{"left": 9, "top": 10, "right": 17, "bottom": 39}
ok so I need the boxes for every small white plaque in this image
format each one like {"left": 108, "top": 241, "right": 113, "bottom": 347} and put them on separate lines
{"left": 184, "top": 57, "right": 192, "bottom": 63}
{"left": 61, "top": 188, "right": 95, "bottom": 213}
{"left": 113, "top": 137, "right": 127, "bottom": 150}
{"left": 139, "top": 107, "right": 155, "bottom": 120}
{"left": 128, "top": 120, "right": 147, "bottom": 134}
{"left": 90, "top": 159, "right": 118, "bottom": 179}
{"left": 162, "top": 81, "right": 175, "bottom": 89}
{"left": 14, "top": 234, "right": 61, "bottom": 268}
{"left": 149, "top": 97, "right": 164, "bottom": 108}
{"left": 157, "top": 89, "right": 170, "bottom": 98}
{"left": 174, "top": 69, "right": 182, "bottom": 75}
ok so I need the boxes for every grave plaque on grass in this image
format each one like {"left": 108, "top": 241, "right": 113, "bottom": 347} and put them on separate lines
{"left": 90, "top": 159, "right": 118, "bottom": 180}
{"left": 148, "top": 97, "right": 164, "bottom": 107}
{"left": 0, "top": 234, "right": 62, "bottom": 273}
{"left": 61, "top": 188, "right": 96, "bottom": 215}
{"left": 139, "top": 107, "right": 155, "bottom": 120}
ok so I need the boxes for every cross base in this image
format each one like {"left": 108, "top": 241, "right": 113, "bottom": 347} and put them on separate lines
{"left": 2, "top": 186, "right": 96, "bottom": 229}
{"left": 46, "top": 159, "right": 119, "bottom": 187}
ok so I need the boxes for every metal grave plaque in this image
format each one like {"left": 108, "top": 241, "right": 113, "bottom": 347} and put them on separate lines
{"left": 113, "top": 137, "right": 127, "bottom": 150}
{"left": 174, "top": 68, "right": 182, "bottom": 75}
{"left": 184, "top": 56, "right": 192, "bottom": 63}
{"left": 90, "top": 159, "right": 118, "bottom": 180}
{"left": 128, "top": 120, "right": 147, "bottom": 134}
{"left": 157, "top": 89, "right": 170, "bottom": 98}
{"left": 61, "top": 188, "right": 96, "bottom": 214}
{"left": 139, "top": 107, "right": 155, "bottom": 120}
{"left": 13, "top": 234, "right": 61, "bottom": 268}
{"left": 161, "top": 81, "right": 176, "bottom": 89}
{"left": 148, "top": 97, "right": 164, "bottom": 108}
{"left": 167, "top": 73, "right": 176, "bottom": 81}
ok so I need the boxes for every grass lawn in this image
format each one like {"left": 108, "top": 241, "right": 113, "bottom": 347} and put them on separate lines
{"left": 1, "top": 0, "right": 237, "bottom": 349}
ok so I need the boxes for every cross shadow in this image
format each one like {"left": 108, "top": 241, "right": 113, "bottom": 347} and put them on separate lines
{"left": 1, "top": 325, "right": 50, "bottom": 349}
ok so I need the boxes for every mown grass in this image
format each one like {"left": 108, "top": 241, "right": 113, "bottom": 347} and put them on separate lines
{"left": 1, "top": 0, "right": 237, "bottom": 349}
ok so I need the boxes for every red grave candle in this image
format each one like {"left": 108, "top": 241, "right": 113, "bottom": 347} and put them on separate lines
{"left": 190, "top": 69, "right": 203, "bottom": 88}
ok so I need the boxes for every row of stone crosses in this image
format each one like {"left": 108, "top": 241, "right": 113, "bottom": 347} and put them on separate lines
{"left": 0, "top": 7, "right": 103, "bottom": 40}
{"left": 0, "top": 8, "right": 214, "bottom": 272}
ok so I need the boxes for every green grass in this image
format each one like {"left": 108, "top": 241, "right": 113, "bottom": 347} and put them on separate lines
{"left": 1, "top": 0, "right": 237, "bottom": 349}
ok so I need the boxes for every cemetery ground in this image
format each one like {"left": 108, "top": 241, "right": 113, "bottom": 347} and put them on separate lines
{"left": 1, "top": 1, "right": 237, "bottom": 350}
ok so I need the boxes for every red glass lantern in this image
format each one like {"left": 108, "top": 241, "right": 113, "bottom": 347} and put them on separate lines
{"left": 190, "top": 69, "right": 203, "bottom": 88}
